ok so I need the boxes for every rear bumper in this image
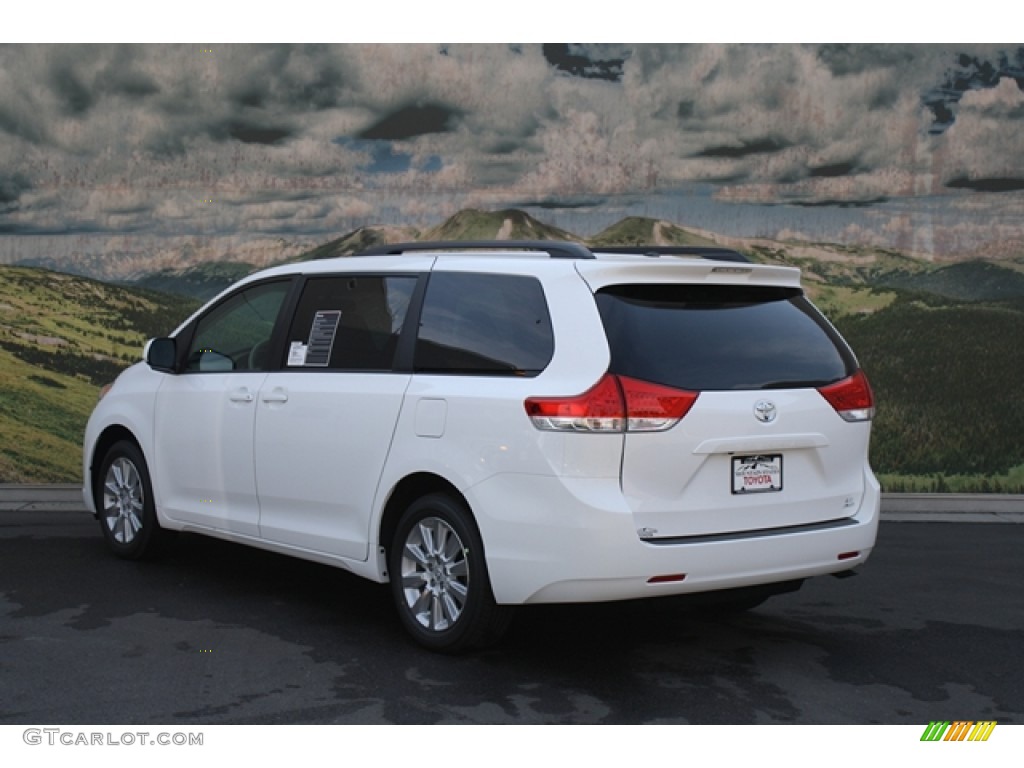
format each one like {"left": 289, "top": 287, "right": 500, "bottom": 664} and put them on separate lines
{"left": 472, "top": 468, "right": 880, "bottom": 605}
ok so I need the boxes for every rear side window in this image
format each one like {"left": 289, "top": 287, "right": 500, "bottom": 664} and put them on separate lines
{"left": 286, "top": 275, "right": 416, "bottom": 371}
{"left": 596, "top": 284, "right": 855, "bottom": 391}
{"left": 415, "top": 272, "right": 554, "bottom": 376}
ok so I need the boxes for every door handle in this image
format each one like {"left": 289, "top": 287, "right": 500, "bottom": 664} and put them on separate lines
{"left": 229, "top": 387, "right": 254, "bottom": 403}
{"left": 261, "top": 388, "right": 289, "bottom": 404}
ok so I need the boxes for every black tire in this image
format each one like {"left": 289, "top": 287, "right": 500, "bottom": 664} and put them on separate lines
{"left": 95, "top": 440, "right": 166, "bottom": 560}
{"left": 389, "top": 493, "right": 513, "bottom": 653}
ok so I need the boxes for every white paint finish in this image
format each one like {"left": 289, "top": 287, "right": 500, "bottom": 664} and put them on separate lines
{"left": 252, "top": 371, "right": 410, "bottom": 561}
{"left": 414, "top": 398, "right": 447, "bottom": 438}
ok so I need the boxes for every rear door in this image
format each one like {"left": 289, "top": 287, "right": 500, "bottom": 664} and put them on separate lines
{"left": 253, "top": 274, "right": 418, "bottom": 560}
{"left": 595, "top": 282, "right": 871, "bottom": 539}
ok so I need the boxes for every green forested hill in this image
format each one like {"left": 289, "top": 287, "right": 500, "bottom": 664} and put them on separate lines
{"left": 833, "top": 297, "right": 1024, "bottom": 489}
{"left": 873, "top": 261, "right": 1024, "bottom": 301}
{"left": 0, "top": 266, "right": 197, "bottom": 482}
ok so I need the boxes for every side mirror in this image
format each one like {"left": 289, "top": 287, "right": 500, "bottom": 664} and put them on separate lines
{"left": 146, "top": 337, "right": 177, "bottom": 373}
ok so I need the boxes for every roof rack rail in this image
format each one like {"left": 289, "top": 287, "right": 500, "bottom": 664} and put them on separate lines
{"left": 356, "top": 240, "right": 595, "bottom": 260}
{"left": 590, "top": 246, "right": 751, "bottom": 263}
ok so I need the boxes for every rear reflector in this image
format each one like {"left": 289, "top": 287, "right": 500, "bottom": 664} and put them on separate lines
{"left": 526, "top": 373, "right": 698, "bottom": 433}
{"left": 818, "top": 369, "right": 875, "bottom": 422}
{"left": 837, "top": 551, "right": 860, "bottom": 561}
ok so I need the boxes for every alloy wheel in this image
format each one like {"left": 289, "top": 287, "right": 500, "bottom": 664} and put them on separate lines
{"left": 399, "top": 516, "right": 470, "bottom": 632}
{"left": 102, "top": 456, "right": 145, "bottom": 545}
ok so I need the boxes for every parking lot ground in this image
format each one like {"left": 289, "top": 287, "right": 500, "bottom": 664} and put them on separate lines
{"left": 0, "top": 495, "right": 1021, "bottom": 725}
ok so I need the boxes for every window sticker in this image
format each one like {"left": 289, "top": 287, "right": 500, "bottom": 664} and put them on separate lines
{"left": 287, "top": 341, "right": 308, "bottom": 367}
{"left": 304, "top": 310, "right": 342, "bottom": 367}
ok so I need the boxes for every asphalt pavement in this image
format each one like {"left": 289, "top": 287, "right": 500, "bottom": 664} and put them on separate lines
{"left": 1, "top": 501, "right": 1021, "bottom": 725}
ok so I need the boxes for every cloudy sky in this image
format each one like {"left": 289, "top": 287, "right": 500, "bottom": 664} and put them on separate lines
{"left": 1, "top": 43, "right": 1023, "bottom": 275}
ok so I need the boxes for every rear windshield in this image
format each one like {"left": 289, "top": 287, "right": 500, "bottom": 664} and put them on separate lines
{"left": 595, "top": 284, "right": 855, "bottom": 391}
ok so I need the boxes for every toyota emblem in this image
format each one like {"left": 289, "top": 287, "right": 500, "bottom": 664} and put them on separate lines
{"left": 754, "top": 400, "right": 777, "bottom": 423}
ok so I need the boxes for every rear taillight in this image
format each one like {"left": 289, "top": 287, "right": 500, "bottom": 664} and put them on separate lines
{"left": 525, "top": 374, "right": 624, "bottom": 432}
{"left": 525, "top": 374, "right": 697, "bottom": 433}
{"left": 618, "top": 376, "right": 699, "bottom": 431}
{"left": 818, "top": 369, "right": 874, "bottom": 422}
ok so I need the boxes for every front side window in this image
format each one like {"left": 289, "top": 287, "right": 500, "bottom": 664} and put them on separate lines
{"left": 414, "top": 272, "right": 554, "bottom": 376}
{"left": 285, "top": 275, "right": 416, "bottom": 371}
{"left": 185, "top": 281, "right": 290, "bottom": 373}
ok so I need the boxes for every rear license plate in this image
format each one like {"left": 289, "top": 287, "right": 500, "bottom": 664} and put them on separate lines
{"left": 732, "top": 454, "right": 783, "bottom": 494}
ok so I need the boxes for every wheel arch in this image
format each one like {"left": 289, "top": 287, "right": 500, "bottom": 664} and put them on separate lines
{"left": 378, "top": 472, "right": 476, "bottom": 563}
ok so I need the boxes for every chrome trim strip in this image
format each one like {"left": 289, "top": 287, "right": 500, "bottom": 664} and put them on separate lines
{"left": 643, "top": 516, "right": 859, "bottom": 546}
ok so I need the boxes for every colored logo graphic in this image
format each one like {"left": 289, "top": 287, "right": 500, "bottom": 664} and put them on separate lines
{"left": 920, "top": 721, "right": 997, "bottom": 742}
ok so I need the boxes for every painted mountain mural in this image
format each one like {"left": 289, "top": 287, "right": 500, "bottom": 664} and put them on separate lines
{"left": 3, "top": 207, "right": 1024, "bottom": 490}
{"left": 1, "top": 44, "right": 1023, "bottom": 488}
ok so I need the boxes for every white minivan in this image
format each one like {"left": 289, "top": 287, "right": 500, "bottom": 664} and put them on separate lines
{"left": 83, "top": 241, "right": 879, "bottom": 652}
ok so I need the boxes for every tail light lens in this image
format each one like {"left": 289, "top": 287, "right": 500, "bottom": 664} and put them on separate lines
{"left": 618, "top": 376, "right": 699, "bottom": 431}
{"left": 818, "top": 369, "right": 874, "bottom": 422}
{"left": 525, "top": 374, "right": 697, "bottom": 433}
